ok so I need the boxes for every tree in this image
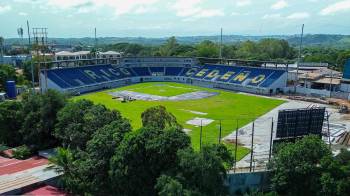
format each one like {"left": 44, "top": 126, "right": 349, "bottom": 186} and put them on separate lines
{"left": 49, "top": 148, "right": 77, "bottom": 192}
{"left": 336, "top": 50, "right": 350, "bottom": 71}
{"left": 0, "top": 101, "right": 23, "bottom": 146}
{"left": 141, "top": 105, "right": 181, "bottom": 130}
{"left": 54, "top": 99, "right": 122, "bottom": 150}
{"left": 158, "top": 37, "right": 179, "bottom": 56}
{"left": 52, "top": 104, "right": 232, "bottom": 196}
{"left": 22, "top": 59, "right": 39, "bottom": 83}
{"left": 0, "top": 64, "right": 17, "bottom": 90}
{"left": 155, "top": 175, "right": 186, "bottom": 196}
{"left": 20, "top": 90, "right": 67, "bottom": 150}
{"left": 109, "top": 126, "right": 191, "bottom": 195}
{"left": 270, "top": 135, "right": 331, "bottom": 195}
{"left": 196, "top": 40, "right": 219, "bottom": 58}
{"left": 52, "top": 119, "right": 132, "bottom": 195}
{"left": 174, "top": 145, "right": 229, "bottom": 196}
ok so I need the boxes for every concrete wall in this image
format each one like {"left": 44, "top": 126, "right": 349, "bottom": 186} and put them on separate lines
{"left": 296, "top": 87, "right": 331, "bottom": 97}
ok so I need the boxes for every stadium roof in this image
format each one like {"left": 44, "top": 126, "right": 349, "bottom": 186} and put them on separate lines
{"left": 99, "top": 51, "right": 121, "bottom": 55}
{"left": 0, "top": 155, "right": 60, "bottom": 195}
{"left": 56, "top": 51, "right": 90, "bottom": 56}
{"left": 23, "top": 185, "right": 67, "bottom": 196}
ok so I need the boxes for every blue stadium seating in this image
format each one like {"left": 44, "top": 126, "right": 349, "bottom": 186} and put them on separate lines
{"left": 45, "top": 64, "right": 286, "bottom": 91}
{"left": 149, "top": 67, "right": 165, "bottom": 73}
{"left": 259, "top": 70, "right": 285, "bottom": 87}
{"left": 132, "top": 67, "right": 151, "bottom": 76}
{"left": 165, "top": 67, "right": 184, "bottom": 76}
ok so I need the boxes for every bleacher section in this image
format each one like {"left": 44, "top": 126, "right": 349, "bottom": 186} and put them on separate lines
{"left": 42, "top": 63, "right": 287, "bottom": 95}
{"left": 184, "top": 64, "right": 286, "bottom": 88}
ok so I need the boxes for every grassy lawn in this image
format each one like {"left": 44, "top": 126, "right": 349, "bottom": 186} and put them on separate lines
{"left": 128, "top": 83, "right": 197, "bottom": 97}
{"left": 72, "top": 82, "right": 284, "bottom": 160}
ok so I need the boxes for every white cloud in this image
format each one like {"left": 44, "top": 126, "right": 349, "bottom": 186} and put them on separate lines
{"left": 236, "top": 0, "right": 251, "bottom": 7}
{"left": 172, "top": 0, "right": 202, "bottom": 17}
{"left": 18, "top": 12, "right": 28, "bottom": 16}
{"left": 172, "top": 0, "right": 224, "bottom": 21}
{"left": 320, "top": 0, "right": 350, "bottom": 15}
{"left": 271, "top": 0, "right": 288, "bottom": 10}
{"left": 287, "top": 12, "right": 310, "bottom": 19}
{"left": 45, "top": 0, "right": 159, "bottom": 15}
{"left": 0, "top": 4, "right": 11, "bottom": 14}
{"left": 262, "top": 13, "right": 281, "bottom": 19}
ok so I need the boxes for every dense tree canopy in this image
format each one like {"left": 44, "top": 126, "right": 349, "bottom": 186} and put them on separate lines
{"left": 54, "top": 99, "right": 123, "bottom": 150}
{"left": 20, "top": 90, "right": 67, "bottom": 150}
{"left": 141, "top": 105, "right": 181, "bottom": 130}
{"left": 101, "top": 37, "right": 298, "bottom": 62}
{"left": 0, "top": 101, "right": 23, "bottom": 146}
{"left": 52, "top": 105, "right": 231, "bottom": 196}
{"left": 270, "top": 135, "right": 350, "bottom": 196}
{"left": 0, "top": 90, "right": 67, "bottom": 151}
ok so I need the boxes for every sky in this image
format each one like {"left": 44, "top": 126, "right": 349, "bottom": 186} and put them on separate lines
{"left": 0, "top": 0, "right": 350, "bottom": 38}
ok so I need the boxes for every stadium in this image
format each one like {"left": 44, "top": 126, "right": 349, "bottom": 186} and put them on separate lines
{"left": 40, "top": 57, "right": 287, "bottom": 95}
{"left": 3, "top": 57, "right": 350, "bottom": 195}
{"left": 37, "top": 57, "right": 289, "bottom": 156}
{"left": 37, "top": 56, "right": 348, "bottom": 168}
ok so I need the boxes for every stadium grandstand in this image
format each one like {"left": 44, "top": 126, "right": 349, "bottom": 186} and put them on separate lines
{"left": 40, "top": 57, "right": 288, "bottom": 95}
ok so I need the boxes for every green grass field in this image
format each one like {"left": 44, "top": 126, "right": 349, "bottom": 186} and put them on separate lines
{"left": 72, "top": 82, "right": 284, "bottom": 160}
{"left": 129, "top": 83, "right": 197, "bottom": 97}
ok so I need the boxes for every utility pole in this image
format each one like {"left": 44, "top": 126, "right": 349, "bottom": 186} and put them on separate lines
{"left": 294, "top": 24, "right": 304, "bottom": 94}
{"left": 219, "top": 28, "right": 223, "bottom": 63}
{"left": 27, "top": 20, "right": 35, "bottom": 92}
{"left": 329, "top": 70, "right": 333, "bottom": 98}
{"left": 250, "top": 121, "right": 255, "bottom": 172}
{"left": 94, "top": 27, "right": 98, "bottom": 64}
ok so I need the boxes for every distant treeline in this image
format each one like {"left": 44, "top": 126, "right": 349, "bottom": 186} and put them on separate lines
{"left": 4, "top": 34, "right": 350, "bottom": 48}
{"left": 101, "top": 37, "right": 350, "bottom": 71}
{"left": 2, "top": 35, "right": 350, "bottom": 71}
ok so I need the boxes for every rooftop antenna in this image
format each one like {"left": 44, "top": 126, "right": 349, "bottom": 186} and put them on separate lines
{"left": 294, "top": 24, "right": 304, "bottom": 94}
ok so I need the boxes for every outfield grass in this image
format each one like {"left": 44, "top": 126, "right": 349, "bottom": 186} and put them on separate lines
{"left": 73, "top": 82, "right": 284, "bottom": 160}
{"left": 129, "top": 83, "right": 197, "bottom": 97}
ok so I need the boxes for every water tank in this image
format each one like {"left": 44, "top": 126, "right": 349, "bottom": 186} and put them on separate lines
{"left": 5, "top": 80, "right": 16, "bottom": 99}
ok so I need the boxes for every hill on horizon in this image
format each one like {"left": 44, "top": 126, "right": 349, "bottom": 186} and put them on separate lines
{"left": 4, "top": 34, "right": 350, "bottom": 49}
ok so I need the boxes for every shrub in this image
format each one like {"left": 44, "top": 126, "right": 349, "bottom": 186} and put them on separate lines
{"left": 13, "top": 145, "right": 32, "bottom": 159}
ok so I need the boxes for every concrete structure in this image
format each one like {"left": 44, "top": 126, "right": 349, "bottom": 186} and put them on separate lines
{"left": 55, "top": 51, "right": 92, "bottom": 61}
{"left": 54, "top": 50, "right": 122, "bottom": 61}
{"left": 1, "top": 55, "right": 31, "bottom": 67}
{"left": 98, "top": 51, "right": 122, "bottom": 59}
